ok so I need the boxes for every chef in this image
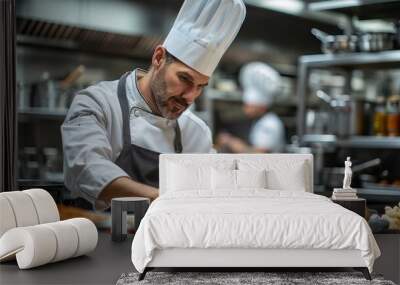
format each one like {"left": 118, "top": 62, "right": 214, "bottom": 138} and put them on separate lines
{"left": 217, "top": 62, "right": 285, "bottom": 153}
{"left": 61, "top": 0, "right": 246, "bottom": 210}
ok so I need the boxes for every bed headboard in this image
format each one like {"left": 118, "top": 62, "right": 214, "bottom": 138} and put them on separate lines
{"left": 159, "top": 154, "right": 313, "bottom": 195}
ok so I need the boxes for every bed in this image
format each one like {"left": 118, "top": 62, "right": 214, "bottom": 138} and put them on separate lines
{"left": 131, "top": 154, "right": 380, "bottom": 280}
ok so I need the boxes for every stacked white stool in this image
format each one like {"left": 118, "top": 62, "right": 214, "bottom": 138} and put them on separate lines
{"left": 0, "top": 189, "right": 98, "bottom": 269}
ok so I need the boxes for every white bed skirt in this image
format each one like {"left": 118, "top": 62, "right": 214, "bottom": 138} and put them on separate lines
{"left": 148, "top": 248, "right": 366, "bottom": 268}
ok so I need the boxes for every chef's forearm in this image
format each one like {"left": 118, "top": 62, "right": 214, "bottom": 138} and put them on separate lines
{"left": 98, "top": 176, "right": 159, "bottom": 205}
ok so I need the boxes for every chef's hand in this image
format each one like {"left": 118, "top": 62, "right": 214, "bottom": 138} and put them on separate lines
{"left": 227, "top": 136, "right": 249, "bottom": 153}
{"left": 149, "top": 189, "right": 159, "bottom": 203}
{"left": 99, "top": 177, "right": 159, "bottom": 206}
{"left": 216, "top": 132, "right": 233, "bottom": 147}
{"left": 216, "top": 132, "right": 249, "bottom": 153}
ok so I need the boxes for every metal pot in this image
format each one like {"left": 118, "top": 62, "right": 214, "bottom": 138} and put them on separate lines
{"left": 30, "top": 76, "right": 58, "bottom": 110}
{"left": 358, "top": 32, "right": 395, "bottom": 52}
{"left": 316, "top": 90, "right": 365, "bottom": 137}
{"left": 30, "top": 66, "right": 84, "bottom": 111}
{"left": 311, "top": 28, "right": 357, "bottom": 54}
{"left": 305, "top": 109, "right": 331, "bottom": 134}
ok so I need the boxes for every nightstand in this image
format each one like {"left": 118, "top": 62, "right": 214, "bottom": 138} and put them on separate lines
{"left": 331, "top": 198, "right": 366, "bottom": 219}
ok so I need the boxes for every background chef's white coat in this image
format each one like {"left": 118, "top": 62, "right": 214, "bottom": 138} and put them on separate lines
{"left": 249, "top": 112, "right": 285, "bottom": 153}
{"left": 61, "top": 70, "right": 213, "bottom": 208}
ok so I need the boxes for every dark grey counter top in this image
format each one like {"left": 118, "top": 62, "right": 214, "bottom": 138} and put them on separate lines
{"left": 0, "top": 231, "right": 134, "bottom": 285}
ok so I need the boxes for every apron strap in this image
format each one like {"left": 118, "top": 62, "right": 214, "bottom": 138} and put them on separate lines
{"left": 117, "top": 71, "right": 183, "bottom": 153}
{"left": 117, "top": 72, "right": 132, "bottom": 147}
{"left": 174, "top": 122, "right": 183, "bottom": 153}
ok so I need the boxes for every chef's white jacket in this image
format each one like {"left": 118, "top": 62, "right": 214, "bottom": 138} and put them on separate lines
{"left": 249, "top": 112, "right": 285, "bottom": 153}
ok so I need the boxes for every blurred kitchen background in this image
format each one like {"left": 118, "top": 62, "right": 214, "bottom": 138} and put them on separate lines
{"left": 12, "top": 0, "right": 400, "bottom": 214}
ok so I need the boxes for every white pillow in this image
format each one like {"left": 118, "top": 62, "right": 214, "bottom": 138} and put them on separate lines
{"left": 167, "top": 162, "right": 211, "bottom": 191}
{"left": 236, "top": 169, "right": 267, "bottom": 189}
{"left": 211, "top": 168, "right": 236, "bottom": 190}
{"left": 238, "top": 159, "right": 307, "bottom": 192}
{"left": 266, "top": 166, "right": 306, "bottom": 191}
{"left": 211, "top": 169, "right": 268, "bottom": 191}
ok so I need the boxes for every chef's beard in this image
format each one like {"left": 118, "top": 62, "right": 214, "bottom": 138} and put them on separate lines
{"left": 150, "top": 67, "right": 188, "bottom": 120}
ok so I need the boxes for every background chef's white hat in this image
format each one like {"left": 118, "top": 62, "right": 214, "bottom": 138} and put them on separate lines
{"left": 163, "top": 0, "right": 246, "bottom": 77}
{"left": 239, "top": 62, "right": 281, "bottom": 106}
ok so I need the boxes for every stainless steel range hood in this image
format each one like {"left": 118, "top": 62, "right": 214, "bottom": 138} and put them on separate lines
{"left": 16, "top": 0, "right": 342, "bottom": 68}
{"left": 16, "top": 0, "right": 175, "bottom": 36}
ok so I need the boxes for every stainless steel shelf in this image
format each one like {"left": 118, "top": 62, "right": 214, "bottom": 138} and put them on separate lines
{"left": 296, "top": 51, "right": 400, "bottom": 140}
{"left": 18, "top": 108, "right": 67, "bottom": 120}
{"left": 303, "top": 135, "right": 400, "bottom": 149}
{"left": 299, "top": 50, "right": 400, "bottom": 69}
{"left": 308, "top": 0, "right": 400, "bottom": 20}
{"left": 338, "top": 136, "right": 400, "bottom": 149}
{"left": 359, "top": 188, "right": 400, "bottom": 197}
{"left": 357, "top": 188, "right": 400, "bottom": 202}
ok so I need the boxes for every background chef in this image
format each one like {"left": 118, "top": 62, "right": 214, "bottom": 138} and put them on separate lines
{"left": 216, "top": 62, "right": 285, "bottom": 153}
{"left": 61, "top": 0, "right": 246, "bottom": 210}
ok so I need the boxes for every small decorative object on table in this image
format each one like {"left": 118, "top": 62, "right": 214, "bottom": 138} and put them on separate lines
{"left": 332, "top": 157, "right": 358, "bottom": 200}
{"left": 331, "top": 157, "right": 366, "bottom": 218}
{"left": 111, "top": 197, "right": 149, "bottom": 242}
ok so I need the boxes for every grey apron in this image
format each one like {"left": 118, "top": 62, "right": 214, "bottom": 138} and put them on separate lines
{"left": 115, "top": 72, "right": 182, "bottom": 188}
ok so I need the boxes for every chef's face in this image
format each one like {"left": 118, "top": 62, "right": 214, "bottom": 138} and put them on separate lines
{"left": 150, "top": 47, "right": 209, "bottom": 119}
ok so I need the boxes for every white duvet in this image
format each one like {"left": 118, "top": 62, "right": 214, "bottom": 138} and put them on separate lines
{"left": 131, "top": 190, "right": 380, "bottom": 273}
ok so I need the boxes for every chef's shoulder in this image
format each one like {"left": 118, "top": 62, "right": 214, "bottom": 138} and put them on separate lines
{"left": 65, "top": 80, "right": 119, "bottom": 122}
{"left": 257, "top": 113, "right": 284, "bottom": 131}
{"left": 179, "top": 109, "right": 213, "bottom": 152}
{"left": 179, "top": 109, "right": 211, "bottom": 136}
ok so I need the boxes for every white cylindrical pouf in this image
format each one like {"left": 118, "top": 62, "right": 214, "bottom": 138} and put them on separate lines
{"left": 23, "top": 189, "right": 60, "bottom": 223}
{"left": 66, "top": 218, "right": 98, "bottom": 257}
{"left": 42, "top": 221, "right": 79, "bottom": 262}
{"left": 1, "top": 192, "right": 39, "bottom": 227}
{"left": 0, "top": 196, "right": 17, "bottom": 237}
{"left": 0, "top": 226, "right": 57, "bottom": 269}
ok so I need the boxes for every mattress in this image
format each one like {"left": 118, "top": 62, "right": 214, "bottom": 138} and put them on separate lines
{"left": 131, "top": 190, "right": 380, "bottom": 273}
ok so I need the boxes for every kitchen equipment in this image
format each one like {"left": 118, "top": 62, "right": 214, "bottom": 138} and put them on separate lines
{"left": 19, "top": 147, "right": 40, "bottom": 179}
{"left": 396, "top": 20, "right": 400, "bottom": 49}
{"left": 17, "top": 82, "right": 31, "bottom": 109}
{"left": 358, "top": 32, "right": 395, "bottom": 52}
{"left": 316, "top": 90, "right": 366, "bottom": 137}
{"left": 373, "top": 96, "right": 387, "bottom": 136}
{"left": 30, "top": 66, "right": 85, "bottom": 111}
{"left": 311, "top": 28, "right": 357, "bottom": 54}
{"left": 359, "top": 173, "right": 377, "bottom": 184}
{"left": 305, "top": 109, "right": 331, "bottom": 134}
{"left": 57, "top": 65, "right": 85, "bottom": 110}
{"left": 323, "top": 158, "right": 381, "bottom": 188}
{"left": 386, "top": 95, "right": 400, "bottom": 136}
{"left": 30, "top": 72, "right": 58, "bottom": 109}
{"left": 42, "top": 147, "right": 64, "bottom": 182}
{"left": 59, "top": 65, "right": 85, "bottom": 90}
{"left": 362, "top": 182, "right": 400, "bottom": 192}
